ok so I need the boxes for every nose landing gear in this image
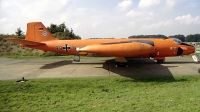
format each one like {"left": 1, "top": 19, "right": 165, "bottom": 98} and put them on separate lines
{"left": 157, "top": 60, "right": 165, "bottom": 64}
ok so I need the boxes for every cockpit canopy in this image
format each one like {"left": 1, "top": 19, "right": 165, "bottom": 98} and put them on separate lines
{"left": 172, "top": 38, "right": 182, "bottom": 44}
{"left": 172, "top": 38, "right": 195, "bottom": 47}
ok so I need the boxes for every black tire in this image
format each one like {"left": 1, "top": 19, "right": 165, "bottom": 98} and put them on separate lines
{"left": 157, "top": 60, "right": 164, "bottom": 64}
{"left": 116, "top": 62, "right": 127, "bottom": 67}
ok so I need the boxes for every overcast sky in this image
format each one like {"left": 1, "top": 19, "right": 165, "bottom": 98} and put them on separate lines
{"left": 0, "top": 0, "right": 200, "bottom": 39}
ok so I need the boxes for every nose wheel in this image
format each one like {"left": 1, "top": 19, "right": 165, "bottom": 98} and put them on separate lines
{"left": 157, "top": 60, "right": 165, "bottom": 64}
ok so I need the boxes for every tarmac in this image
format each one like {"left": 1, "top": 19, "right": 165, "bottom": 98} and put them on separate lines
{"left": 0, "top": 56, "right": 199, "bottom": 80}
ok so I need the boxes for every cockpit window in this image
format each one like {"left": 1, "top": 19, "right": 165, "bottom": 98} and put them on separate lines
{"left": 172, "top": 38, "right": 182, "bottom": 44}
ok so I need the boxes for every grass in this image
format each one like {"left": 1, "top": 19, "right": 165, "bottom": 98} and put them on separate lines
{"left": 1, "top": 76, "right": 200, "bottom": 112}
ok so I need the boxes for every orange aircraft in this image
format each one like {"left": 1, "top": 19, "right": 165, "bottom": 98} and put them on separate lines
{"left": 5, "top": 22, "right": 195, "bottom": 67}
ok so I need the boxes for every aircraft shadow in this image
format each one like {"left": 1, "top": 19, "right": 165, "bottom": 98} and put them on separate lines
{"left": 39, "top": 58, "right": 189, "bottom": 82}
{"left": 101, "top": 58, "right": 186, "bottom": 82}
{"left": 40, "top": 60, "right": 72, "bottom": 69}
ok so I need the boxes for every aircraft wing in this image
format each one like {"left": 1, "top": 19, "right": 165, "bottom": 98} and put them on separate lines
{"left": 4, "top": 38, "right": 46, "bottom": 46}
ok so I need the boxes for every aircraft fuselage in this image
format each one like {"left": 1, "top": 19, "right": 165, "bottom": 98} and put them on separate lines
{"left": 22, "top": 38, "right": 195, "bottom": 61}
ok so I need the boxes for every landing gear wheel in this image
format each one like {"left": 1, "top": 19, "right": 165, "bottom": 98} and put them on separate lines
{"left": 116, "top": 62, "right": 127, "bottom": 67}
{"left": 115, "top": 57, "right": 128, "bottom": 67}
{"left": 157, "top": 60, "right": 164, "bottom": 64}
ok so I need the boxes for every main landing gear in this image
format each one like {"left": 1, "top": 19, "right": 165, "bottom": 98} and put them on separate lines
{"left": 115, "top": 57, "right": 128, "bottom": 67}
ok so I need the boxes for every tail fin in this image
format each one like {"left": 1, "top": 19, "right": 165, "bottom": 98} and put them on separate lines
{"left": 25, "top": 22, "right": 57, "bottom": 42}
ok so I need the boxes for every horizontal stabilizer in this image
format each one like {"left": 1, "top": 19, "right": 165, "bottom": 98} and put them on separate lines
{"left": 4, "top": 38, "right": 45, "bottom": 46}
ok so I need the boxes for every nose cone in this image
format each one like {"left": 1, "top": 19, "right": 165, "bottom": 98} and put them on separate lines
{"left": 183, "top": 46, "right": 195, "bottom": 55}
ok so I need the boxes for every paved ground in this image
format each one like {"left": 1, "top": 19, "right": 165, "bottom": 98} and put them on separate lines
{"left": 0, "top": 57, "right": 199, "bottom": 80}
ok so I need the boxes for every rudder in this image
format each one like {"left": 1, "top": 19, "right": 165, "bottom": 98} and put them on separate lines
{"left": 25, "top": 22, "right": 57, "bottom": 42}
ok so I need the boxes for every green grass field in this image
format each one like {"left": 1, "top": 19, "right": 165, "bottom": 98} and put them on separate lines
{"left": 1, "top": 76, "right": 200, "bottom": 112}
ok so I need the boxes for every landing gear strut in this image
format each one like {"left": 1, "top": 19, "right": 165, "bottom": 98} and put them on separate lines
{"left": 73, "top": 55, "right": 80, "bottom": 62}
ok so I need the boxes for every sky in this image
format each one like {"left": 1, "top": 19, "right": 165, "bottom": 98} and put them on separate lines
{"left": 0, "top": 0, "right": 200, "bottom": 39}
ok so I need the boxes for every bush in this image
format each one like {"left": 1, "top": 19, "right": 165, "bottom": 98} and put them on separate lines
{"left": 6, "top": 47, "right": 13, "bottom": 52}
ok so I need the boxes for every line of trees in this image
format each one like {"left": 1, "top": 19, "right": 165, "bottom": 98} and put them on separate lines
{"left": 128, "top": 35, "right": 168, "bottom": 39}
{"left": 184, "top": 34, "right": 200, "bottom": 42}
{"left": 128, "top": 34, "right": 200, "bottom": 42}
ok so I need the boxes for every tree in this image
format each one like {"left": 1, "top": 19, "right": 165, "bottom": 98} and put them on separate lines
{"left": 57, "top": 22, "right": 66, "bottom": 32}
{"left": 47, "top": 24, "right": 57, "bottom": 34}
{"left": 15, "top": 28, "right": 24, "bottom": 36}
{"left": 47, "top": 22, "right": 66, "bottom": 34}
{"left": 47, "top": 22, "right": 81, "bottom": 40}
